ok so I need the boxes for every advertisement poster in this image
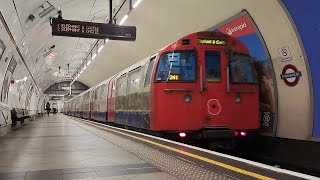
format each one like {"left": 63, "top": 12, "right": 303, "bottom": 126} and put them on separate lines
{"left": 25, "top": 84, "right": 34, "bottom": 110}
{"left": 1, "top": 56, "right": 17, "bottom": 104}
{"left": 0, "top": 39, "right": 5, "bottom": 60}
{"left": 211, "top": 11, "right": 277, "bottom": 135}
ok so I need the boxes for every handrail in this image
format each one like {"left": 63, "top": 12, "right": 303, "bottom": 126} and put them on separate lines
{"left": 226, "top": 67, "right": 230, "bottom": 93}
{"left": 200, "top": 66, "right": 204, "bottom": 92}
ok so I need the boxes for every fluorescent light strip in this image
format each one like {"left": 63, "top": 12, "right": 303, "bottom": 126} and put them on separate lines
{"left": 87, "top": 60, "right": 91, "bottom": 66}
{"left": 133, "top": 0, "right": 142, "bottom": 8}
{"left": 92, "top": 54, "right": 97, "bottom": 60}
{"left": 83, "top": 66, "right": 86, "bottom": 70}
{"left": 119, "top": 14, "right": 128, "bottom": 25}
{"left": 98, "top": 45, "right": 104, "bottom": 53}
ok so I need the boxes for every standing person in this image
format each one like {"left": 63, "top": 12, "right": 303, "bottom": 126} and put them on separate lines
{"left": 45, "top": 102, "right": 51, "bottom": 116}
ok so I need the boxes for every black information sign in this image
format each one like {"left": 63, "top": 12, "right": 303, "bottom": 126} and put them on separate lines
{"left": 51, "top": 18, "right": 136, "bottom": 41}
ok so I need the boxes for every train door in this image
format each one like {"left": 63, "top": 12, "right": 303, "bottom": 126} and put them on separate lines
{"left": 152, "top": 50, "right": 203, "bottom": 131}
{"left": 201, "top": 49, "right": 259, "bottom": 130}
{"left": 89, "top": 91, "right": 93, "bottom": 120}
{"left": 107, "top": 76, "right": 117, "bottom": 122}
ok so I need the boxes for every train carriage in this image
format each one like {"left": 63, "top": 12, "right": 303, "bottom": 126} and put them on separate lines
{"left": 67, "top": 31, "right": 259, "bottom": 143}
{"left": 81, "top": 86, "right": 96, "bottom": 119}
{"left": 74, "top": 96, "right": 83, "bottom": 117}
{"left": 91, "top": 80, "right": 109, "bottom": 122}
{"left": 151, "top": 32, "right": 259, "bottom": 139}
{"left": 69, "top": 98, "right": 76, "bottom": 116}
{"left": 113, "top": 58, "right": 151, "bottom": 128}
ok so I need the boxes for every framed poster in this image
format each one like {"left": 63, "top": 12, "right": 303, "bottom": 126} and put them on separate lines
{"left": 0, "top": 39, "right": 5, "bottom": 60}
{"left": 1, "top": 56, "right": 17, "bottom": 104}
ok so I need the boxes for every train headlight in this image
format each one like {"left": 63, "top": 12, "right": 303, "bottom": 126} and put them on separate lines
{"left": 235, "top": 96, "right": 241, "bottom": 103}
{"left": 184, "top": 95, "right": 192, "bottom": 103}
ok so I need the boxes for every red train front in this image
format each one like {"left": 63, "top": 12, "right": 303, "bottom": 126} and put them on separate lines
{"left": 151, "top": 32, "right": 259, "bottom": 139}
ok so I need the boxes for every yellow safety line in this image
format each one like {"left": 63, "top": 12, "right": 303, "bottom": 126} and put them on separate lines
{"left": 76, "top": 119, "right": 275, "bottom": 180}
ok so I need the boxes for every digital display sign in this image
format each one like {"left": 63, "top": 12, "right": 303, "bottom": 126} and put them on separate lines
{"left": 168, "top": 74, "right": 179, "bottom": 81}
{"left": 51, "top": 18, "right": 136, "bottom": 41}
{"left": 198, "top": 38, "right": 227, "bottom": 45}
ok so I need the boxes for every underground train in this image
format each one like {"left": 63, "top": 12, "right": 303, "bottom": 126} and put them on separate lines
{"left": 64, "top": 31, "right": 260, "bottom": 141}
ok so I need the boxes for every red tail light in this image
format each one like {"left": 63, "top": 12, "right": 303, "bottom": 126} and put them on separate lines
{"left": 179, "top": 132, "right": 187, "bottom": 138}
{"left": 240, "top": 131, "right": 247, "bottom": 137}
{"left": 234, "top": 131, "right": 239, "bottom": 137}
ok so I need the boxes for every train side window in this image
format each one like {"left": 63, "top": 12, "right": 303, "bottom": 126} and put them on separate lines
{"left": 100, "top": 84, "right": 106, "bottom": 100}
{"left": 144, "top": 57, "right": 156, "bottom": 86}
{"left": 94, "top": 88, "right": 99, "bottom": 100}
{"left": 117, "top": 74, "right": 127, "bottom": 96}
{"left": 128, "top": 68, "right": 141, "bottom": 94}
{"left": 101, "top": 84, "right": 107, "bottom": 100}
{"left": 205, "top": 51, "right": 221, "bottom": 82}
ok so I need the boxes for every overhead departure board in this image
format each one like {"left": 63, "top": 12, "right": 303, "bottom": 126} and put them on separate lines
{"left": 51, "top": 18, "right": 136, "bottom": 41}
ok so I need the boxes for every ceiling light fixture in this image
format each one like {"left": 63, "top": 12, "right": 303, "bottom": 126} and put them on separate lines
{"left": 39, "top": 1, "right": 55, "bottom": 18}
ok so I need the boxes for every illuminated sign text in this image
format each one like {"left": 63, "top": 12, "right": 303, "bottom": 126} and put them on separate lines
{"left": 52, "top": 18, "right": 136, "bottom": 41}
{"left": 169, "top": 74, "right": 179, "bottom": 81}
{"left": 198, "top": 38, "right": 227, "bottom": 45}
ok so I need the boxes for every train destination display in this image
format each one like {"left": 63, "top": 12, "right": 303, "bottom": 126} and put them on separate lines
{"left": 198, "top": 38, "right": 227, "bottom": 45}
{"left": 51, "top": 18, "right": 136, "bottom": 41}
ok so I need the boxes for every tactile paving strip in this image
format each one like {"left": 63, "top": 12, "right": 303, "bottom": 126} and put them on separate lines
{"left": 66, "top": 116, "right": 305, "bottom": 180}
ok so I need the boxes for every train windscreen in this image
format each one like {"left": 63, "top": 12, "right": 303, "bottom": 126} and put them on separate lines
{"left": 229, "top": 54, "right": 257, "bottom": 83}
{"left": 155, "top": 51, "right": 197, "bottom": 82}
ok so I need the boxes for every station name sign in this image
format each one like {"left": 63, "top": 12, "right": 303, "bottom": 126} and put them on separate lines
{"left": 51, "top": 18, "right": 136, "bottom": 41}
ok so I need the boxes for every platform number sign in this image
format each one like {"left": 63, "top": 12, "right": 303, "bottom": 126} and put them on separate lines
{"left": 278, "top": 47, "right": 292, "bottom": 62}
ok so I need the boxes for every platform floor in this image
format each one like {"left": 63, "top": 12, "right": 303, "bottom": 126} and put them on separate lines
{"left": 0, "top": 114, "right": 317, "bottom": 180}
{"left": 0, "top": 115, "right": 177, "bottom": 180}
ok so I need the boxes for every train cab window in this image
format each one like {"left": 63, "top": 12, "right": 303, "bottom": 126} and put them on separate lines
{"left": 128, "top": 68, "right": 141, "bottom": 94}
{"left": 155, "top": 51, "right": 196, "bottom": 82}
{"left": 205, "top": 51, "right": 221, "bottom": 82}
{"left": 117, "top": 75, "right": 127, "bottom": 96}
{"left": 229, "top": 54, "right": 257, "bottom": 83}
{"left": 144, "top": 57, "right": 156, "bottom": 86}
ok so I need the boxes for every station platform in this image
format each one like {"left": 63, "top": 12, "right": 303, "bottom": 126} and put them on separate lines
{"left": 0, "top": 114, "right": 318, "bottom": 180}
